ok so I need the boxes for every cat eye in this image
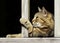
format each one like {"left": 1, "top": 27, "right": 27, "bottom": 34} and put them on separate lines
{"left": 36, "top": 16, "right": 38, "bottom": 18}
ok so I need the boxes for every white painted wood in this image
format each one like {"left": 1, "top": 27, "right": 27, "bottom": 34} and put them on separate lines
{"left": 21, "top": 0, "right": 29, "bottom": 37}
{"left": 0, "top": 38, "right": 60, "bottom": 43}
{"left": 55, "top": 0, "right": 60, "bottom": 37}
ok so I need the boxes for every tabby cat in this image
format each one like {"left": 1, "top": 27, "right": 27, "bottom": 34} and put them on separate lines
{"left": 20, "top": 7, "right": 54, "bottom": 37}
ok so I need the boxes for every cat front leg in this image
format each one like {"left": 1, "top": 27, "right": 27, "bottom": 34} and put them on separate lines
{"left": 20, "top": 18, "right": 33, "bottom": 34}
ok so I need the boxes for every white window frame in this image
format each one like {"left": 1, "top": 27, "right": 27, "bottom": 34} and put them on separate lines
{"left": 21, "top": 0, "right": 30, "bottom": 38}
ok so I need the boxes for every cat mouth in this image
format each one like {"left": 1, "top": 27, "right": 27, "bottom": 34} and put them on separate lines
{"left": 33, "top": 23, "right": 49, "bottom": 32}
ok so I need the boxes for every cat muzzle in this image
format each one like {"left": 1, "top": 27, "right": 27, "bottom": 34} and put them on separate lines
{"left": 33, "top": 22, "right": 47, "bottom": 28}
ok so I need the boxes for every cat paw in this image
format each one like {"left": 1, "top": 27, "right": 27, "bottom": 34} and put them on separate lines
{"left": 20, "top": 18, "right": 29, "bottom": 24}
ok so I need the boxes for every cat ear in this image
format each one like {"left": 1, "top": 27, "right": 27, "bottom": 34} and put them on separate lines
{"left": 42, "top": 7, "right": 48, "bottom": 16}
{"left": 42, "top": 7, "right": 47, "bottom": 14}
{"left": 38, "top": 7, "right": 41, "bottom": 12}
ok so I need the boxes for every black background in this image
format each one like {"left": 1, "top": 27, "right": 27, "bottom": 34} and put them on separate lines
{"left": 0, "top": 0, "right": 21, "bottom": 37}
{"left": 0, "top": 0, "right": 54, "bottom": 37}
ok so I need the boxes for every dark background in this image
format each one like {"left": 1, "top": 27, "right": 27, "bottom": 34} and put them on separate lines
{"left": 0, "top": 0, "right": 54, "bottom": 37}
{"left": 0, "top": 0, "right": 21, "bottom": 37}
